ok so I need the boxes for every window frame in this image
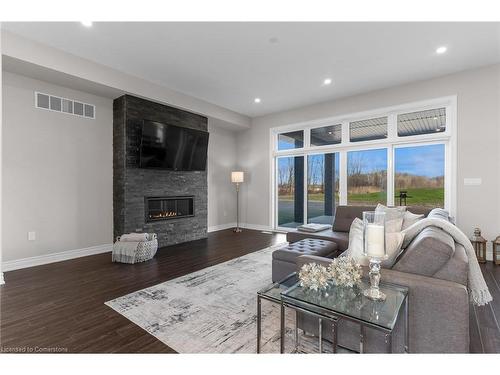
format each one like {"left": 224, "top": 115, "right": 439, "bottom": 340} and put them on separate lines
{"left": 270, "top": 96, "right": 457, "bottom": 230}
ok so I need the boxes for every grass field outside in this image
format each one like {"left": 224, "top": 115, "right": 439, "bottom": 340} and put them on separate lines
{"left": 277, "top": 187, "right": 444, "bottom": 225}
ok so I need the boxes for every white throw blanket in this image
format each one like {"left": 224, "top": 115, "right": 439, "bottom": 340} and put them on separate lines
{"left": 120, "top": 233, "right": 149, "bottom": 242}
{"left": 401, "top": 218, "right": 492, "bottom": 306}
{"left": 112, "top": 241, "right": 140, "bottom": 264}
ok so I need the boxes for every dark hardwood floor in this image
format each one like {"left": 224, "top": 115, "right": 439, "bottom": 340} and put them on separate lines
{"left": 0, "top": 229, "right": 286, "bottom": 353}
{"left": 1, "top": 229, "right": 499, "bottom": 353}
{"left": 470, "top": 262, "right": 500, "bottom": 353}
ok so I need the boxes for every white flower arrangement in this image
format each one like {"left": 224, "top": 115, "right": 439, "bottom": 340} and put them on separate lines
{"left": 328, "top": 256, "right": 362, "bottom": 288}
{"left": 298, "top": 263, "right": 330, "bottom": 291}
{"left": 299, "top": 257, "right": 362, "bottom": 291}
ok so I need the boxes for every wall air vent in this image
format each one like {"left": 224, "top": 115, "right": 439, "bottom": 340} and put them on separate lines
{"left": 35, "top": 92, "right": 95, "bottom": 119}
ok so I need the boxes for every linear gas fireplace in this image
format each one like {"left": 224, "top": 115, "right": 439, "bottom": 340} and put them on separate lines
{"left": 145, "top": 196, "right": 194, "bottom": 222}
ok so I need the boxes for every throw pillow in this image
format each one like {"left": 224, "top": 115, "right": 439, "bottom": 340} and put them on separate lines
{"left": 386, "top": 217, "right": 404, "bottom": 233}
{"left": 344, "top": 217, "right": 405, "bottom": 268}
{"left": 402, "top": 210, "right": 424, "bottom": 230}
{"left": 343, "top": 218, "right": 367, "bottom": 266}
{"left": 375, "top": 203, "right": 406, "bottom": 231}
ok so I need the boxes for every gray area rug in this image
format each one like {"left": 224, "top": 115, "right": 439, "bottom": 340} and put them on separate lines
{"left": 106, "top": 244, "right": 322, "bottom": 353}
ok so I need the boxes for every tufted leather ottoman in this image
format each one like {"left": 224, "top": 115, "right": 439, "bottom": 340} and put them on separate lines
{"left": 272, "top": 238, "right": 338, "bottom": 282}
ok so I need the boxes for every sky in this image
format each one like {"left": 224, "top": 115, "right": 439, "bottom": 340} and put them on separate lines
{"left": 394, "top": 144, "right": 445, "bottom": 177}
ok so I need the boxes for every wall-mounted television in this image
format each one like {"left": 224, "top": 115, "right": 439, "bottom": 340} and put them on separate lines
{"left": 139, "top": 120, "right": 209, "bottom": 171}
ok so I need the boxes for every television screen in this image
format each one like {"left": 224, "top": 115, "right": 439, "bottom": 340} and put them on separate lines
{"left": 139, "top": 120, "right": 209, "bottom": 171}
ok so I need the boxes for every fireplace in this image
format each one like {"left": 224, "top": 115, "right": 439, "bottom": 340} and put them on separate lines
{"left": 145, "top": 196, "right": 194, "bottom": 222}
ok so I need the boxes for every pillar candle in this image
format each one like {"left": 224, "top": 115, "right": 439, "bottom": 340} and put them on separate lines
{"left": 366, "top": 224, "right": 385, "bottom": 257}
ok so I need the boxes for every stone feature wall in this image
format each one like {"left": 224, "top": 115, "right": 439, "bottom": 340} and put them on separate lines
{"left": 113, "top": 95, "right": 208, "bottom": 247}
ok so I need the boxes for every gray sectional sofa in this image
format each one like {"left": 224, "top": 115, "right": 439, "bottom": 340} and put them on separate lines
{"left": 283, "top": 205, "right": 470, "bottom": 353}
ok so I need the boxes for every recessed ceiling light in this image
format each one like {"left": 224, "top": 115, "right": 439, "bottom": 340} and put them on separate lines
{"left": 254, "top": 98, "right": 261, "bottom": 103}
{"left": 323, "top": 78, "right": 332, "bottom": 85}
{"left": 436, "top": 46, "right": 447, "bottom": 54}
{"left": 81, "top": 21, "right": 93, "bottom": 27}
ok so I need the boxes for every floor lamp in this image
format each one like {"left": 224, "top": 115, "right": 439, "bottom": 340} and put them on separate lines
{"left": 231, "top": 171, "right": 244, "bottom": 232}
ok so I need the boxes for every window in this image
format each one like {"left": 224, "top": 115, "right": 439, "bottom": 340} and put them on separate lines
{"left": 310, "top": 124, "right": 342, "bottom": 146}
{"left": 347, "top": 149, "right": 387, "bottom": 206}
{"left": 277, "top": 156, "right": 304, "bottom": 228}
{"left": 307, "top": 153, "right": 339, "bottom": 224}
{"left": 398, "top": 108, "right": 446, "bottom": 137}
{"left": 394, "top": 144, "right": 445, "bottom": 207}
{"left": 350, "top": 117, "right": 387, "bottom": 142}
{"left": 278, "top": 130, "right": 304, "bottom": 150}
{"left": 272, "top": 97, "right": 454, "bottom": 229}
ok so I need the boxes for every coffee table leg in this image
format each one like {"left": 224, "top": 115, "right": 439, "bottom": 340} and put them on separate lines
{"left": 332, "top": 318, "right": 338, "bottom": 353}
{"left": 360, "top": 325, "right": 365, "bottom": 354}
{"left": 295, "top": 310, "right": 299, "bottom": 353}
{"left": 280, "top": 303, "right": 285, "bottom": 354}
{"left": 404, "top": 296, "right": 409, "bottom": 353}
{"left": 318, "top": 318, "right": 323, "bottom": 353}
{"left": 257, "top": 296, "right": 261, "bottom": 353}
{"left": 385, "top": 333, "right": 392, "bottom": 353}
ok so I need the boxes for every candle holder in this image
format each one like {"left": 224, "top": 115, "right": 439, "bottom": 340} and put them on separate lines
{"left": 362, "top": 211, "right": 387, "bottom": 301}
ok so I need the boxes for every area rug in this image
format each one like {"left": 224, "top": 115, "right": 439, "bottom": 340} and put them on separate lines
{"left": 105, "top": 244, "right": 323, "bottom": 353}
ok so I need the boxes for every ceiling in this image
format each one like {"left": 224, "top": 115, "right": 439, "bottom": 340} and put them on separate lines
{"left": 2, "top": 22, "right": 500, "bottom": 117}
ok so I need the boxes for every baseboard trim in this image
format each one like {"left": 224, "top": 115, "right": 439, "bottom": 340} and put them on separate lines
{"left": 2, "top": 243, "right": 113, "bottom": 272}
{"left": 208, "top": 222, "right": 273, "bottom": 233}
{"left": 207, "top": 222, "right": 237, "bottom": 233}
{"left": 241, "top": 223, "right": 273, "bottom": 232}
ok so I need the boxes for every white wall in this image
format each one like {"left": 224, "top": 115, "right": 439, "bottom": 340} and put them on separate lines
{"left": 2, "top": 72, "right": 114, "bottom": 263}
{"left": 207, "top": 121, "right": 238, "bottom": 231}
{"left": 2, "top": 30, "right": 251, "bottom": 130}
{"left": 1, "top": 71, "right": 241, "bottom": 267}
{"left": 238, "top": 64, "right": 500, "bottom": 256}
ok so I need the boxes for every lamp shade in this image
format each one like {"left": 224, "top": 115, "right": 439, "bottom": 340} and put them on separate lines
{"left": 231, "top": 171, "right": 244, "bottom": 183}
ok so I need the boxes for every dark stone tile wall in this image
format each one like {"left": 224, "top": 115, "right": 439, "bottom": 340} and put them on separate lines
{"left": 113, "top": 95, "right": 208, "bottom": 247}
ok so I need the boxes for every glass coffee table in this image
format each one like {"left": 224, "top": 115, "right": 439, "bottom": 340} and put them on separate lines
{"left": 256, "top": 273, "right": 299, "bottom": 353}
{"left": 257, "top": 273, "right": 409, "bottom": 354}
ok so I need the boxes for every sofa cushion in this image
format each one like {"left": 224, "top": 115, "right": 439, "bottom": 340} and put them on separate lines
{"left": 272, "top": 239, "right": 338, "bottom": 264}
{"left": 433, "top": 243, "right": 468, "bottom": 285}
{"left": 402, "top": 210, "right": 424, "bottom": 230}
{"left": 333, "top": 205, "right": 372, "bottom": 232}
{"left": 328, "top": 231, "right": 350, "bottom": 251}
{"left": 392, "top": 226, "right": 455, "bottom": 276}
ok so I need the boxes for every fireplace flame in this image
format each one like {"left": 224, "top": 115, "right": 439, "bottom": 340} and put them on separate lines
{"left": 149, "top": 211, "right": 177, "bottom": 219}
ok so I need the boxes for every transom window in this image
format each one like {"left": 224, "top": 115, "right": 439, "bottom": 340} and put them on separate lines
{"left": 350, "top": 116, "right": 388, "bottom": 142}
{"left": 310, "top": 124, "right": 342, "bottom": 146}
{"left": 397, "top": 108, "right": 446, "bottom": 137}
{"left": 272, "top": 97, "right": 455, "bottom": 229}
{"left": 278, "top": 130, "right": 304, "bottom": 150}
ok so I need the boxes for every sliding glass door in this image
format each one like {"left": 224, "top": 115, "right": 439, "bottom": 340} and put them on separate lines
{"left": 277, "top": 156, "right": 304, "bottom": 228}
{"left": 307, "top": 153, "right": 339, "bottom": 224}
{"left": 347, "top": 148, "right": 387, "bottom": 206}
{"left": 394, "top": 144, "right": 445, "bottom": 207}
